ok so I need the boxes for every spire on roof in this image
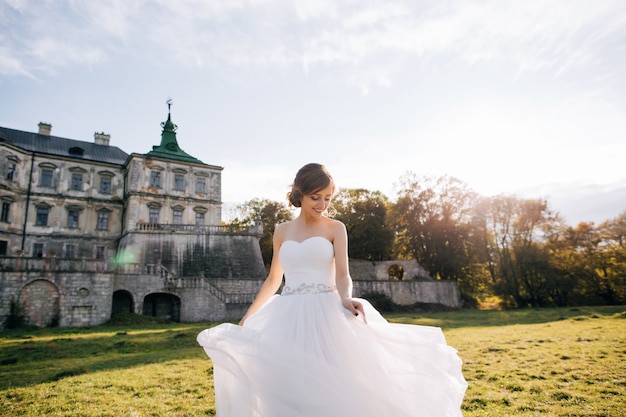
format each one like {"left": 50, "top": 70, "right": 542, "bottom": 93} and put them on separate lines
{"left": 146, "top": 99, "right": 205, "bottom": 164}
{"left": 159, "top": 98, "right": 178, "bottom": 150}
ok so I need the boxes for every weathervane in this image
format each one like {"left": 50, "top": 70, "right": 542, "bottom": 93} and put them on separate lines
{"left": 161, "top": 98, "right": 177, "bottom": 131}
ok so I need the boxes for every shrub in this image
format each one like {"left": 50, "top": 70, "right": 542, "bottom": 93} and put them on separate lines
{"left": 4, "top": 297, "right": 25, "bottom": 329}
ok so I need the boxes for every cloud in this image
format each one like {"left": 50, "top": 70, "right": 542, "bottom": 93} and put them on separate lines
{"left": 293, "top": 0, "right": 338, "bottom": 20}
{"left": 0, "top": 1, "right": 116, "bottom": 76}
{"left": 521, "top": 179, "right": 626, "bottom": 225}
{"left": 0, "top": 43, "right": 31, "bottom": 77}
{"left": 2, "top": 0, "right": 624, "bottom": 85}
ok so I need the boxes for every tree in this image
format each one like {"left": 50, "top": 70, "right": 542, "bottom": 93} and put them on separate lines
{"left": 388, "top": 173, "right": 478, "bottom": 285}
{"left": 231, "top": 198, "right": 293, "bottom": 268}
{"left": 540, "top": 221, "right": 580, "bottom": 307}
{"left": 477, "top": 195, "right": 561, "bottom": 307}
{"left": 602, "top": 211, "right": 626, "bottom": 303}
{"left": 332, "top": 188, "right": 394, "bottom": 260}
{"left": 562, "top": 219, "right": 625, "bottom": 305}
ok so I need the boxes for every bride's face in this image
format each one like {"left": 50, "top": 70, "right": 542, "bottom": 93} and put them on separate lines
{"left": 302, "top": 184, "right": 333, "bottom": 216}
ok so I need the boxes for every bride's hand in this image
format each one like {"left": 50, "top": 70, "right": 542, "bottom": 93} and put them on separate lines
{"left": 342, "top": 298, "right": 367, "bottom": 324}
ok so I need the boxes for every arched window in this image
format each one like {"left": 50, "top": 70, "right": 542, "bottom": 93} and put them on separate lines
{"left": 388, "top": 264, "right": 405, "bottom": 281}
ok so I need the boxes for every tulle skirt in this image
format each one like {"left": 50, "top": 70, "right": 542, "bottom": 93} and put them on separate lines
{"left": 197, "top": 292, "right": 467, "bottom": 417}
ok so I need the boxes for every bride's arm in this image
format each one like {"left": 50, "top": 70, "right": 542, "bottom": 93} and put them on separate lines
{"left": 239, "top": 225, "right": 285, "bottom": 325}
{"left": 333, "top": 220, "right": 366, "bottom": 322}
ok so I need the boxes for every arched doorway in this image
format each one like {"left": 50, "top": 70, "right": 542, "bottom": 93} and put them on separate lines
{"left": 111, "top": 290, "right": 134, "bottom": 316}
{"left": 20, "top": 279, "right": 60, "bottom": 327}
{"left": 142, "top": 292, "right": 180, "bottom": 322}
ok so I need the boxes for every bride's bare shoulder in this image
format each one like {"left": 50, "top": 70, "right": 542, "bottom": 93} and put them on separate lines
{"left": 327, "top": 217, "right": 346, "bottom": 228}
{"left": 274, "top": 220, "right": 295, "bottom": 237}
{"left": 275, "top": 220, "right": 289, "bottom": 229}
{"left": 326, "top": 218, "right": 347, "bottom": 236}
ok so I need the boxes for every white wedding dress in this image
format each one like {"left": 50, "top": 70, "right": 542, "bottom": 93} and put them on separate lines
{"left": 197, "top": 236, "right": 467, "bottom": 416}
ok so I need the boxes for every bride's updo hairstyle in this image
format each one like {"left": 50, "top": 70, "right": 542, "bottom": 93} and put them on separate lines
{"left": 287, "top": 163, "right": 336, "bottom": 209}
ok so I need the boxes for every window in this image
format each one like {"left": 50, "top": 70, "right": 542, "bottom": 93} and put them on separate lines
{"left": 6, "top": 162, "right": 16, "bottom": 181}
{"left": 65, "top": 244, "right": 76, "bottom": 259}
{"left": 174, "top": 174, "right": 185, "bottom": 191}
{"left": 67, "top": 209, "right": 79, "bottom": 228}
{"left": 95, "top": 245, "right": 106, "bottom": 260}
{"left": 96, "top": 212, "right": 109, "bottom": 231}
{"left": 100, "top": 177, "right": 111, "bottom": 194}
{"left": 195, "top": 177, "right": 206, "bottom": 194}
{"left": 35, "top": 207, "right": 49, "bottom": 226}
{"left": 98, "top": 171, "right": 115, "bottom": 194}
{"left": 40, "top": 169, "right": 53, "bottom": 187}
{"left": 173, "top": 209, "right": 183, "bottom": 225}
{"left": 71, "top": 173, "right": 83, "bottom": 191}
{"left": 149, "top": 207, "right": 160, "bottom": 224}
{"left": 68, "top": 147, "right": 84, "bottom": 156}
{"left": 0, "top": 240, "right": 7, "bottom": 256}
{"left": 195, "top": 211, "right": 205, "bottom": 226}
{"left": 33, "top": 243, "right": 44, "bottom": 258}
{"left": 1, "top": 202, "right": 9, "bottom": 223}
{"left": 150, "top": 171, "right": 161, "bottom": 188}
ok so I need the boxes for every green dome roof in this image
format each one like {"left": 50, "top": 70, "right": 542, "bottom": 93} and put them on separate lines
{"left": 146, "top": 104, "right": 205, "bottom": 164}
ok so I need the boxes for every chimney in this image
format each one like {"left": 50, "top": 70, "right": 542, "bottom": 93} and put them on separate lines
{"left": 38, "top": 122, "right": 52, "bottom": 136}
{"left": 94, "top": 132, "right": 110, "bottom": 146}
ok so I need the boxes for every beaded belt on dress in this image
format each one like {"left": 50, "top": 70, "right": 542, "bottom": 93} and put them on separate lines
{"left": 282, "top": 283, "right": 337, "bottom": 296}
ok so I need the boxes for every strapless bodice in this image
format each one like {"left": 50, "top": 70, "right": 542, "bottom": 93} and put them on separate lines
{"left": 279, "top": 236, "right": 336, "bottom": 295}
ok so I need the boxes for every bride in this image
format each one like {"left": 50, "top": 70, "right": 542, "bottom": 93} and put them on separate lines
{"left": 197, "top": 163, "right": 467, "bottom": 416}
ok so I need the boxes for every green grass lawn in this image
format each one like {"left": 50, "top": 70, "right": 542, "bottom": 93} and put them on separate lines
{"left": 1, "top": 306, "right": 624, "bottom": 416}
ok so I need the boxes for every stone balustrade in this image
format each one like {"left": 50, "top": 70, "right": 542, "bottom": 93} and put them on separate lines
{"left": 0, "top": 257, "right": 173, "bottom": 277}
{"left": 135, "top": 223, "right": 262, "bottom": 235}
{"left": 116, "top": 263, "right": 171, "bottom": 277}
{"left": 0, "top": 256, "right": 110, "bottom": 273}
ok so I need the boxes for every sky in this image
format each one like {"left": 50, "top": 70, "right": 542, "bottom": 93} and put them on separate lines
{"left": 1, "top": 0, "right": 625, "bottom": 225}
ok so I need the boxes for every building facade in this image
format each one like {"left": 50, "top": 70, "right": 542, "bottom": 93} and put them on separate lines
{"left": 0, "top": 109, "right": 267, "bottom": 330}
{"left": 0, "top": 122, "right": 128, "bottom": 261}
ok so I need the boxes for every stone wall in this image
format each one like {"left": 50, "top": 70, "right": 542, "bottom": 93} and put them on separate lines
{"left": 348, "top": 259, "right": 462, "bottom": 307}
{"left": 353, "top": 280, "right": 462, "bottom": 308}
{"left": 117, "top": 229, "right": 267, "bottom": 279}
{"left": 113, "top": 273, "right": 233, "bottom": 322}
{"left": 0, "top": 268, "right": 114, "bottom": 329}
{"left": 350, "top": 259, "right": 432, "bottom": 281}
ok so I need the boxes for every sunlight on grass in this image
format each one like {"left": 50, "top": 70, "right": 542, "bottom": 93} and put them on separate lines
{"left": 1, "top": 307, "right": 624, "bottom": 416}
{"left": 389, "top": 306, "right": 626, "bottom": 417}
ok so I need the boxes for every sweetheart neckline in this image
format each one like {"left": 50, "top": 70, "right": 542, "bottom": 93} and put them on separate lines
{"left": 282, "top": 236, "right": 333, "bottom": 246}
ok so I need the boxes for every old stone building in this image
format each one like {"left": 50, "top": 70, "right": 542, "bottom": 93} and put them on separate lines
{"left": 1, "top": 107, "right": 267, "bottom": 329}
{"left": 0, "top": 122, "right": 127, "bottom": 262}
{"left": 0, "top": 107, "right": 461, "bottom": 330}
